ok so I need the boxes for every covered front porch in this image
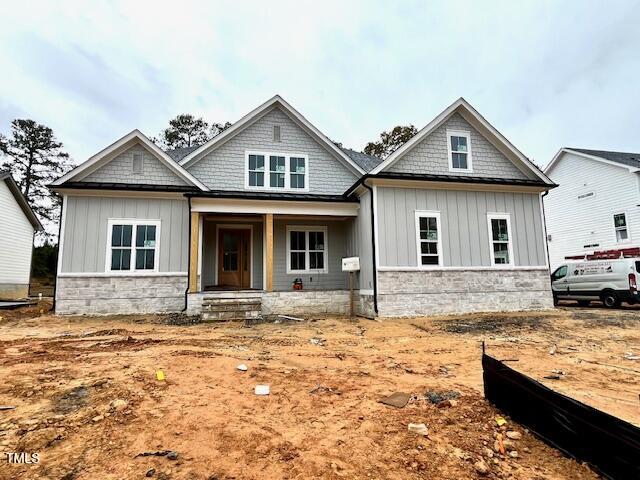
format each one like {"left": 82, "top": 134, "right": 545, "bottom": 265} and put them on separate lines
{"left": 184, "top": 194, "right": 363, "bottom": 317}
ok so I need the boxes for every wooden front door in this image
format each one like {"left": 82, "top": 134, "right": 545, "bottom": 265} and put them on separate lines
{"left": 218, "top": 229, "right": 250, "bottom": 288}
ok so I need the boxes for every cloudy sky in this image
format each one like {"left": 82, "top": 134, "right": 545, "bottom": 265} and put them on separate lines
{"left": 1, "top": 0, "right": 639, "bottom": 169}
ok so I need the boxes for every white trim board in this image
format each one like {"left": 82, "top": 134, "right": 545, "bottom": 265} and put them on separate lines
{"left": 58, "top": 272, "right": 187, "bottom": 278}
{"left": 370, "top": 97, "right": 553, "bottom": 185}
{"left": 377, "top": 266, "right": 548, "bottom": 272}
{"left": 51, "top": 130, "right": 208, "bottom": 190}
{"left": 190, "top": 197, "right": 359, "bottom": 216}
{"left": 179, "top": 95, "right": 365, "bottom": 176}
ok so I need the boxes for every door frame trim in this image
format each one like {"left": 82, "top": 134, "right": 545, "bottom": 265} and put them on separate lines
{"left": 214, "top": 224, "right": 254, "bottom": 289}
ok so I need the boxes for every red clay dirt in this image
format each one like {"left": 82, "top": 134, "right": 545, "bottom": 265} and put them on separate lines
{"left": 0, "top": 302, "right": 637, "bottom": 479}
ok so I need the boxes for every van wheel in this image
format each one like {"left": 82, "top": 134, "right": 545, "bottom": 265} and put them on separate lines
{"left": 601, "top": 291, "right": 621, "bottom": 308}
{"left": 577, "top": 300, "right": 590, "bottom": 307}
{"left": 552, "top": 294, "right": 559, "bottom": 306}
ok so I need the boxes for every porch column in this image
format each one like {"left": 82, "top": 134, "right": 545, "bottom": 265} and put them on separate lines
{"left": 264, "top": 213, "right": 274, "bottom": 291}
{"left": 188, "top": 211, "right": 200, "bottom": 293}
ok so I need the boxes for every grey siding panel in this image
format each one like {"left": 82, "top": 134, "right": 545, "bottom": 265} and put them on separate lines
{"left": 83, "top": 145, "right": 188, "bottom": 186}
{"left": 387, "top": 113, "right": 533, "bottom": 180}
{"left": 61, "top": 196, "right": 189, "bottom": 273}
{"left": 186, "top": 107, "right": 359, "bottom": 195}
{"left": 273, "top": 218, "right": 349, "bottom": 291}
{"left": 377, "top": 187, "right": 545, "bottom": 267}
{"left": 347, "top": 190, "right": 373, "bottom": 291}
{"left": 201, "top": 218, "right": 264, "bottom": 290}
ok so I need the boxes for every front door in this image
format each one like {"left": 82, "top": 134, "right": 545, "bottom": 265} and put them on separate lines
{"left": 218, "top": 229, "right": 250, "bottom": 288}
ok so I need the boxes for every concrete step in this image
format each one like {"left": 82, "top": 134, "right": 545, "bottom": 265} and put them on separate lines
{"left": 202, "top": 303, "right": 261, "bottom": 313}
{"left": 201, "top": 308, "right": 261, "bottom": 322}
{"left": 203, "top": 291, "right": 263, "bottom": 300}
{"left": 200, "top": 294, "right": 262, "bottom": 322}
{"left": 202, "top": 298, "right": 261, "bottom": 307}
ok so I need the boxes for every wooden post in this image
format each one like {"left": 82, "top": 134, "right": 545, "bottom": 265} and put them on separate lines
{"left": 349, "top": 271, "right": 355, "bottom": 319}
{"left": 265, "top": 213, "right": 274, "bottom": 292}
{"left": 189, "top": 211, "right": 200, "bottom": 293}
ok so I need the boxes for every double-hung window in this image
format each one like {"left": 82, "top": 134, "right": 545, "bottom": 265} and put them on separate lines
{"left": 414, "top": 211, "right": 442, "bottom": 267}
{"left": 447, "top": 130, "right": 472, "bottom": 172}
{"left": 613, "top": 213, "right": 629, "bottom": 242}
{"left": 107, "top": 220, "right": 160, "bottom": 273}
{"left": 286, "top": 226, "right": 327, "bottom": 274}
{"left": 245, "top": 151, "right": 308, "bottom": 191}
{"left": 487, "top": 214, "right": 513, "bottom": 266}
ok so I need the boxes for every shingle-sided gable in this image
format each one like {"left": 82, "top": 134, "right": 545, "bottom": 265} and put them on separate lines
{"left": 186, "top": 107, "right": 360, "bottom": 195}
{"left": 386, "top": 113, "right": 534, "bottom": 180}
{"left": 83, "top": 144, "right": 188, "bottom": 186}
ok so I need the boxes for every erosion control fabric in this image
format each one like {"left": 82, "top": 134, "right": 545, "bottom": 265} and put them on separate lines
{"left": 482, "top": 353, "right": 640, "bottom": 479}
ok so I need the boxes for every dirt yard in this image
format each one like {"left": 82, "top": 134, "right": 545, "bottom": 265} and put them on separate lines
{"left": 0, "top": 302, "right": 638, "bottom": 480}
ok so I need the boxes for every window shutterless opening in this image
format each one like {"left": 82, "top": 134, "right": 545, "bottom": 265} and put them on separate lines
{"left": 106, "top": 219, "right": 160, "bottom": 273}
{"left": 414, "top": 210, "right": 442, "bottom": 267}
{"left": 487, "top": 213, "right": 514, "bottom": 267}
{"left": 245, "top": 151, "right": 309, "bottom": 192}
{"left": 447, "top": 130, "right": 472, "bottom": 172}
{"left": 286, "top": 226, "right": 327, "bottom": 274}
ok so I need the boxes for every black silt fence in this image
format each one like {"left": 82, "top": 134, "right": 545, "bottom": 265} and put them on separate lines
{"left": 482, "top": 352, "right": 640, "bottom": 480}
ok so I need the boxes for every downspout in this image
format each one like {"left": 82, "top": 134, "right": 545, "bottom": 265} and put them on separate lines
{"left": 541, "top": 191, "right": 551, "bottom": 270}
{"left": 182, "top": 196, "right": 192, "bottom": 312}
{"left": 361, "top": 180, "right": 379, "bottom": 315}
{"left": 52, "top": 195, "right": 64, "bottom": 312}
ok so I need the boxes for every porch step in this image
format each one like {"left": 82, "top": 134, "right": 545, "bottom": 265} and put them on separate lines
{"left": 201, "top": 294, "right": 262, "bottom": 322}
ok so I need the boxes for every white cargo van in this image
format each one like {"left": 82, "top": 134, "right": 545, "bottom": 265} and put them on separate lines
{"left": 551, "top": 258, "right": 640, "bottom": 307}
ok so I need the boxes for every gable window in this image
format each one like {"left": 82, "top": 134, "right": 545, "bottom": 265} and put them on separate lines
{"left": 248, "top": 154, "right": 265, "bottom": 187}
{"left": 286, "top": 226, "right": 327, "bottom": 274}
{"left": 245, "top": 151, "right": 309, "bottom": 191}
{"left": 487, "top": 213, "right": 513, "bottom": 266}
{"left": 414, "top": 211, "right": 442, "bottom": 267}
{"left": 447, "top": 130, "right": 472, "bottom": 172}
{"left": 107, "top": 220, "right": 160, "bottom": 273}
{"left": 614, "top": 213, "right": 629, "bottom": 242}
{"left": 132, "top": 153, "right": 144, "bottom": 174}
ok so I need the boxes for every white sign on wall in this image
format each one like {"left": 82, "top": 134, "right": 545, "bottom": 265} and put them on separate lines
{"left": 342, "top": 257, "right": 360, "bottom": 272}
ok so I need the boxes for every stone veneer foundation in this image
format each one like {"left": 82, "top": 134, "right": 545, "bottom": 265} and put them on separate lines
{"left": 376, "top": 268, "right": 553, "bottom": 317}
{"left": 55, "top": 275, "right": 187, "bottom": 315}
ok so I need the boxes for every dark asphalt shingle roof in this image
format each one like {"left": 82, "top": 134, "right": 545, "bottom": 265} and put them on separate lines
{"left": 164, "top": 145, "right": 200, "bottom": 162}
{"left": 570, "top": 148, "right": 640, "bottom": 169}
{"left": 340, "top": 147, "right": 383, "bottom": 172}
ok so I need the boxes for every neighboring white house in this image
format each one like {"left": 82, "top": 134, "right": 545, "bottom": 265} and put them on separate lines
{"left": 0, "top": 171, "right": 42, "bottom": 299}
{"left": 544, "top": 148, "right": 640, "bottom": 269}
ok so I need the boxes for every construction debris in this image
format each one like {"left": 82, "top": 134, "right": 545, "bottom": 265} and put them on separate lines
{"left": 378, "top": 392, "right": 411, "bottom": 408}
{"left": 309, "top": 337, "right": 326, "bottom": 346}
{"left": 425, "top": 390, "right": 460, "bottom": 405}
{"left": 309, "top": 385, "right": 340, "bottom": 395}
{"left": 0, "top": 406, "right": 16, "bottom": 411}
{"left": 407, "top": 423, "right": 429, "bottom": 436}
{"left": 237, "top": 364, "right": 248, "bottom": 371}
{"left": 255, "top": 385, "right": 270, "bottom": 395}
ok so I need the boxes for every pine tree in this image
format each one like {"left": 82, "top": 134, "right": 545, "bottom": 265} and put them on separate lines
{"left": 0, "top": 119, "right": 72, "bottom": 239}
{"left": 157, "top": 114, "right": 231, "bottom": 150}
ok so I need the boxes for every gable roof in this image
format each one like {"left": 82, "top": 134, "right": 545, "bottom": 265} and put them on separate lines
{"left": 369, "top": 97, "right": 553, "bottom": 185}
{"left": 178, "top": 95, "right": 366, "bottom": 175}
{"left": 546, "top": 148, "right": 640, "bottom": 174}
{"left": 0, "top": 171, "right": 43, "bottom": 231}
{"left": 165, "top": 145, "right": 200, "bottom": 162}
{"left": 51, "top": 130, "right": 208, "bottom": 190}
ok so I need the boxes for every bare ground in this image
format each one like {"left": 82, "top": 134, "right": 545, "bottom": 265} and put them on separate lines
{"left": 0, "top": 302, "right": 638, "bottom": 479}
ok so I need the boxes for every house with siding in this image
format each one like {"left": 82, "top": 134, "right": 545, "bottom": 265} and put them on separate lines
{"left": 0, "top": 171, "right": 42, "bottom": 299}
{"left": 50, "top": 96, "right": 555, "bottom": 318}
{"left": 544, "top": 148, "right": 640, "bottom": 268}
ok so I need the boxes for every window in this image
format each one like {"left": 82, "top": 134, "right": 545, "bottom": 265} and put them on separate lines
{"left": 132, "top": 153, "right": 144, "bottom": 174}
{"left": 552, "top": 265, "right": 568, "bottom": 281}
{"left": 488, "top": 214, "right": 513, "bottom": 266}
{"left": 107, "top": 220, "right": 160, "bottom": 273}
{"left": 245, "top": 151, "right": 308, "bottom": 191}
{"left": 290, "top": 157, "right": 306, "bottom": 189}
{"left": 269, "top": 155, "right": 286, "bottom": 188}
{"left": 286, "top": 226, "right": 327, "bottom": 274}
{"left": 248, "top": 154, "right": 265, "bottom": 187}
{"left": 614, "top": 213, "right": 629, "bottom": 242}
{"left": 447, "top": 130, "right": 472, "bottom": 172}
{"left": 414, "top": 211, "right": 442, "bottom": 267}
{"left": 273, "top": 125, "right": 281, "bottom": 142}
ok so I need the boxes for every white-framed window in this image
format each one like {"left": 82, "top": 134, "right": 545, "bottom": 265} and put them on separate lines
{"left": 245, "top": 151, "right": 309, "bottom": 192}
{"left": 447, "top": 130, "right": 472, "bottom": 172}
{"left": 286, "top": 225, "right": 328, "bottom": 274}
{"left": 613, "top": 212, "right": 630, "bottom": 243}
{"left": 106, "top": 219, "right": 160, "bottom": 273}
{"left": 487, "top": 213, "right": 513, "bottom": 266}
{"left": 414, "top": 210, "right": 443, "bottom": 267}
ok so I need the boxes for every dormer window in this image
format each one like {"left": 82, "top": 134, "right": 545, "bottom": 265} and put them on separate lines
{"left": 447, "top": 130, "right": 472, "bottom": 172}
{"left": 245, "top": 151, "right": 308, "bottom": 191}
